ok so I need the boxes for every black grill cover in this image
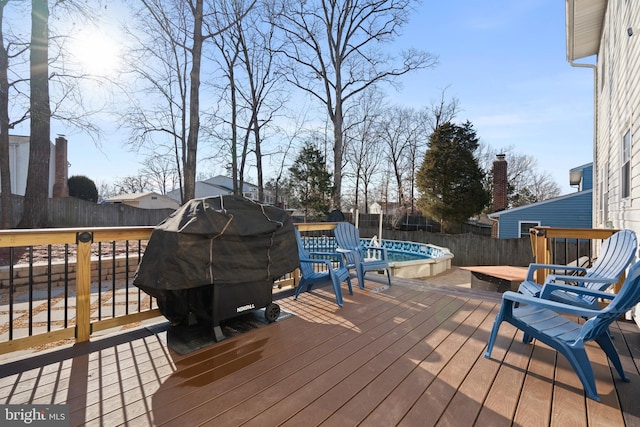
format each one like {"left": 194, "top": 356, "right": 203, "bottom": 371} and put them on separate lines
{"left": 134, "top": 195, "right": 299, "bottom": 292}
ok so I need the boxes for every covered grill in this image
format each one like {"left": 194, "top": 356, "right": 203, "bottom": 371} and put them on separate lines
{"left": 134, "top": 195, "right": 299, "bottom": 341}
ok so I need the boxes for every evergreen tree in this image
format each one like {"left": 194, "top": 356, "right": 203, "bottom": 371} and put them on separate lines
{"left": 68, "top": 175, "right": 99, "bottom": 203}
{"left": 416, "top": 121, "right": 490, "bottom": 231}
{"left": 288, "top": 143, "right": 333, "bottom": 221}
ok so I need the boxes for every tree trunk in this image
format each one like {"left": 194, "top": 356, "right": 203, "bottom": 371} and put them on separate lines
{"left": 253, "top": 123, "right": 263, "bottom": 202}
{"left": 18, "top": 0, "right": 50, "bottom": 228}
{"left": 393, "top": 163, "right": 405, "bottom": 208}
{"left": 332, "top": 99, "right": 343, "bottom": 210}
{"left": 354, "top": 172, "right": 360, "bottom": 211}
{"left": 230, "top": 68, "right": 239, "bottom": 195}
{"left": 0, "top": 0, "right": 11, "bottom": 228}
{"left": 183, "top": 0, "right": 203, "bottom": 202}
{"left": 364, "top": 180, "right": 369, "bottom": 214}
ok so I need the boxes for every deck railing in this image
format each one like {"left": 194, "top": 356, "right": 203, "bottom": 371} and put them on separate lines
{"left": 1, "top": 223, "right": 619, "bottom": 357}
{"left": 0, "top": 222, "right": 340, "bottom": 356}
{"left": 0, "top": 226, "right": 157, "bottom": 355}
{"left": 529, "top": 226, "right": 623, "bottom": 290}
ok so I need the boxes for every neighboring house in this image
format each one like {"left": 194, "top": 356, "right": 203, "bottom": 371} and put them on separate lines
{"left": 489, "top": 163, "right": 593, "bottom": 239}
{"left": 2, "top": 134, "right": 69, "bottom": 198}
{"left": 166, "top": 175, "right": 274, "bottom": 204}
{"left": 567, "top": 1, "right": 639, "bottom": 232}
{"left": 105, "top": 193, "right": 180, "bottom": 210}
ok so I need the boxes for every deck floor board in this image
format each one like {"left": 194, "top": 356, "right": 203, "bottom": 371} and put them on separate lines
{"left": 1, "top": 276, "right": 639, "bottom": 426}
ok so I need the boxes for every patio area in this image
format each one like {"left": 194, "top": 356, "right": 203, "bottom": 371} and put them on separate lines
{"left": 2, "top": 269, "right": 640, "bottom": 426}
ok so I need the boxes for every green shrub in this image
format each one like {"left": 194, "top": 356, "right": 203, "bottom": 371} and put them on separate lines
{"left": 68, "top": 175, "right": 99, "bottom": 202}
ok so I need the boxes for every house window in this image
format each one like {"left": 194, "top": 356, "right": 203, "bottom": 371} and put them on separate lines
{"left": 519, "top": 221, "right": 540, "bottom": 238}
{"left": 622, "top": 130, "right": 631, "bottom": 199}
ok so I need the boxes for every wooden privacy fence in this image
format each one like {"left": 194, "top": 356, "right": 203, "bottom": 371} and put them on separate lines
{"left": 0, "top": 196, "right": 173, "bottom": 228}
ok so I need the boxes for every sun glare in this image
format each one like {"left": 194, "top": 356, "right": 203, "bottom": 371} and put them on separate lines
{"left": 71, "top": 29, "right": 122, "bottom": 77}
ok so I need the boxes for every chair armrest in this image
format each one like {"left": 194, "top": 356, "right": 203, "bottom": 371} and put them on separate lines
{"left": 545, "top": 273, "right": 617, "bottom": 287}
{"left": 336, "top": 248, "right": 355, "bottom": 254}
{"left": 539, "top": 282, "right": 616, "bottom": 301}
{"left": 525, "top": 263, "right": 587, "bottom": 281}
{"left": 518, "top": 280, "right": 542, "bottom": 297}
{"left": 299, "top": 258, "right": 332, "bottom": 269}
{"left": 502, "top": 291, "right": 603, "bottom": 318}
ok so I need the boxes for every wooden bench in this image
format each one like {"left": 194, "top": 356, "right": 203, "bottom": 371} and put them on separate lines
{"left": 460, "top": 266, "right": 528, "bottom": 293}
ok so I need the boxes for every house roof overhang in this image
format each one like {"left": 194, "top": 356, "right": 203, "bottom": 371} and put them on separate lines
{"left": 569, "top": 162, "right": 593, "bottom": 186}
{"left": 566, "top": 0, "right": 607, "bottom": 61}
{"left": 487, "top": 189, "right": 593, "bottom": 219}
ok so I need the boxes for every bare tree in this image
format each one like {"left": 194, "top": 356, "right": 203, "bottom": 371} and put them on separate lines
{"left": 344, "top": 89, "right": 385, "bottom": 213}
{"left": 97, "top": 180, "right": 117, "bottom": 201}
{"left": 526, "top": 170, "right": 562, "bottom": 203}
{"left": 267, "top": 106, "right": 311, "bottom": 207}
{"left": 207, "top": 0, "right": 282, "bottom": 201}
{"left": 377, "top": 106, "right": 426, "bottom": 211}
{"left": 405, "top": 108, "right": 429, "bottom": 213}
{"left": 142, "top": 154, "right": 179, "bottom": 195}
{"left": 235, "top": 2, "right": 283, "bottom": 202}
{"left": 426, "top": 86, "right": 460, "bottom": 133}
{"left": 182, "top": 0, "right": 206, "bottom": 203}
{"left": 122, "top": 0, "right": 191, "bottom": 202}
{"left": 271, "top": 0, "right": 437, "bottom": 209}
{"left": 209, "top": 2, "right": 243, "bottom": 195}
{"left": 113, "top": 175, "right": 153, "bottom": 195}
{"left": 122, "top": 0, "right": 254, "bottom": 203}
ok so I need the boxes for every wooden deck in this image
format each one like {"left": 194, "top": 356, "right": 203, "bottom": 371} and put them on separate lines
{"left": 2, "top": 274, "right": 640, "bottom": 426}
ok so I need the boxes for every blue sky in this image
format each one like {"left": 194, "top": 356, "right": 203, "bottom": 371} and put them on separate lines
{"left": 17, "top": 0, "right": 594, "bottom": 195}
{"left": 393, "top": 1, "right": 594, "bottom": 194}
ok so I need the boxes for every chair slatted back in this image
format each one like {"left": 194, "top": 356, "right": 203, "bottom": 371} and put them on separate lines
{"left": 334, "top": 222, "right": 362, "bottom": 250}
{"left": 334, "top": 222, "right": 364, "bottom": 266}
{"left": 295, "top": 229, "right": 316, "bottom": 278}
{"left": 578, "top": 229, "right": 637, "bottom": 304}
{"left": 583, "top": 259, "right": 640, "bottom": 341}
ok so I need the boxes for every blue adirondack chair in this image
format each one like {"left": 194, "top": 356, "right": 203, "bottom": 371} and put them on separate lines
{"left": 485, "top": 259, "right": 640, "bottom": 401}
{"left": 518, "top": 229, "right": 637, "bottom": 309}
{"left": 334, "top": 222, "right": 391, "bottom": 289}
{"left": 294, "top": 229, "right": 353, "bottom": 307}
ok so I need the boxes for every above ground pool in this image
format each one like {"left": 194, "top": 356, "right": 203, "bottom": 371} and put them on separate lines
{"left": 375, "top": 238, "right": 453, "bottom": 278}
{"left": 299, "top": 236, "right": 454, "bottom": 279}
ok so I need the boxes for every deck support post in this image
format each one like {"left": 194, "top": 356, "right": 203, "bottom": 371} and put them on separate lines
{"left": 76, "top": 231, "right": 93, "bottom": 342}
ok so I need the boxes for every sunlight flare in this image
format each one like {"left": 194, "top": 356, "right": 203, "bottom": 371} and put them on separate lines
{"left": 70, "top": 29, "right": 121, "bottom": 77}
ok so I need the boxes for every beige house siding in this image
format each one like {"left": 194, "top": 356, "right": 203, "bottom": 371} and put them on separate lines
{"left": 135, "top": 194, "right": 179, "bottom": 209}
{"left": 593, "top": 1, "right": 640, "bottom": 231}
{"left": 106, "top": 192, "right": 180, "bottom": 210}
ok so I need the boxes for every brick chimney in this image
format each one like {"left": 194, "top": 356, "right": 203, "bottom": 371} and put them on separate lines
{"left": 492, "top": 154, "right": 507, "bottom": 212}
{"left": 52, "top": 135, "right": 69, "bottom": 197}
